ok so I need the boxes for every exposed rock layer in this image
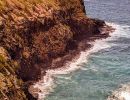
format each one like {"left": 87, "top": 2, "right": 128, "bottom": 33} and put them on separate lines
{"left": 0, "top": 0, "right": 110, "bottom": 100}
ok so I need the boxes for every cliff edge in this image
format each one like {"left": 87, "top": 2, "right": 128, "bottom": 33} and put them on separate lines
{"left": 0, "top": 0, "right": 109, "bottom": 99}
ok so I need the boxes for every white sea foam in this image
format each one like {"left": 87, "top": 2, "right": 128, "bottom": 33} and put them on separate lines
{"left": 107, "top": 23, "right": 130, "bottom": 38}
{"left": 121, "top": 92, "right": 130, "bottom": 100}
{"left": 29, "top": 23, "right": 128, "bottom": 100}
{"left": 29, "top": 73, "right": 55, "bottom": 99}
{"left": 107, "top": 83, "right": 130, "bottom": 100}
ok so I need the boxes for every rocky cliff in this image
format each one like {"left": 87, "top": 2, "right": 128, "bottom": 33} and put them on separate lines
{"left": 0, "top": 0, "right": 108, "bottom": 100}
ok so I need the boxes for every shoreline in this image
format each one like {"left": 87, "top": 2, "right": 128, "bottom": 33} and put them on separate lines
{"left": 28, "top": 22, "right": 115, "bottom": 100}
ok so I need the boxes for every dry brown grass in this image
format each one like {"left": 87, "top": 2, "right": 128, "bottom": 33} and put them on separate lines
{"left": 0, "top": 0, "right": 60, "bottom": 11}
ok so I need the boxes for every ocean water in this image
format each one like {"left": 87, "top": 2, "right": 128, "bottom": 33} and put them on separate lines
{"left": 44, "top": 0, "right": 130, "bottom": 100}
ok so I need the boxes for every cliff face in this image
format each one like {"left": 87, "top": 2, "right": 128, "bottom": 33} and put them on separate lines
{"left": 0, "top": 47, "right": 27, "bottom": 100}
{"left": 0, "top": 0, "right": 106, "bottom": 99}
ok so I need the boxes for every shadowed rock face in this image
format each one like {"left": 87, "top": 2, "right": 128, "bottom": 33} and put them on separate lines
{"left": 0, "top": 0, "right": 107, "bottom": 99}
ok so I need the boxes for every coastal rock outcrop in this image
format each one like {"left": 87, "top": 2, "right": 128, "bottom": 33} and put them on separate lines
{"left": 0, "top": 0, "right": 109, "bottom": 99}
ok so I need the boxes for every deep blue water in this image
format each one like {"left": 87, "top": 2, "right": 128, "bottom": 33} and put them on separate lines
{"left": 46, "top": 0, "right": 130, "bottom": 100}
{"left": 84, "top": 0, "right": 130, "bottom": 25}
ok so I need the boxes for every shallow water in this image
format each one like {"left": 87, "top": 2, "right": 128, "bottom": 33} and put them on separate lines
{"left": 45, "top": 0, "right": 130, "bottom": 100}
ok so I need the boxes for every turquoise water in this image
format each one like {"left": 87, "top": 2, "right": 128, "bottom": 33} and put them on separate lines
{"left": 45, "top": 0, "right": 130, "bottom": 100}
